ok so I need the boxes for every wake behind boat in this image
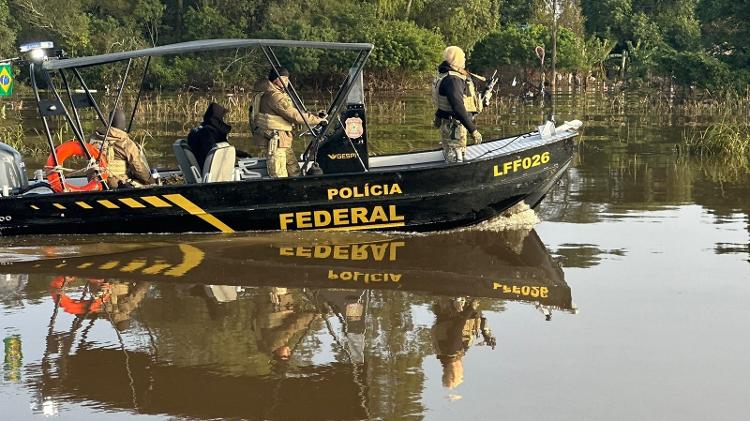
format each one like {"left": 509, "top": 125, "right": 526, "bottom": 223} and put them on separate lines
{"left": 0, "top": 39, "right": 581, "bottom": 236}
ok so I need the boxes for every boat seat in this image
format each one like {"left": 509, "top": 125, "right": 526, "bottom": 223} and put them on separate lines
{"left": 202, "top": 142, "right": 236, "bottom": 183}
{"left": 237, "top": 157, "right": 265, "bottom": 179}
{"left": 172, "top": 139, "right": 202, "bottom": 184}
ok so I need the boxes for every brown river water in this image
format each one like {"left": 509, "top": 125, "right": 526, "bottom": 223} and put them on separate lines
{"left": 1, "top": 90, "right": 749, "bottom": 420}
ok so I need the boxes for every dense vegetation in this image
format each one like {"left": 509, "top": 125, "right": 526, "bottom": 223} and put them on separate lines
{"left": 0, "top": 0, "right": 748, "bottom": 91}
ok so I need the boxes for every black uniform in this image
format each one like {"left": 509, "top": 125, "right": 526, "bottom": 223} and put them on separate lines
{"left": 435, "top": 61, "right": 477, "bottom": 133}
{"left": 187, "top": 103, "right": 249, "bottom": 171}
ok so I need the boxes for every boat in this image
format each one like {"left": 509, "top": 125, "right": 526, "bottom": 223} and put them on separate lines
{"left": 7, "top": 229, "right": 572, "bottom": 419}
{"left": 3, "top": 229, "right": 574, "bottom": 311}
{"left": 0, "top": 39, "right": 581, "bottom": 236}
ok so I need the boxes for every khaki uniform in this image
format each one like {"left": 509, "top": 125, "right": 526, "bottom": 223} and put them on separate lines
{"left": 432, "top": 70, "right": 482, "bottom": 163}
{"left": 439, "top": 119, "right": 468, "bottom": 163}
{"left": 250, "top": 79, "right": 323, "bottom": 177}
{"left": 102, "top": 281, "right": 151, "bottom": 331}
{"left": 253, "top": 288, "right": 317, "bottom": 357}
{"left": 89, "top": 126, "right": 154, "bottom": 188}
{"left": 431, "top": 297, "right": 481, "bottom": 360}
{"left": 431, "top": 297, "right": 485, "bottom": 389}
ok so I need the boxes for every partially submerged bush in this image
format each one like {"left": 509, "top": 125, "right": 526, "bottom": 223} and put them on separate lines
{"left": 681, "top": 122, "right": 750, "bottom": 157}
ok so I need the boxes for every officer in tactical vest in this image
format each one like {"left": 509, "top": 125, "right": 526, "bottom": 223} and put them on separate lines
{"left": 431, "top": 297, "right": 496, "bottom": 388}
{"left": 432, "top": 46, "right": 483, "bottom": 163}
{"left": 89, "top": 108, "right": 155, "bottom": 188}
{"left": 250, "top": 68, "right": 326, "bottom": 178}
{"left": 252, "top": 287, "right": 318, "bottom": 365}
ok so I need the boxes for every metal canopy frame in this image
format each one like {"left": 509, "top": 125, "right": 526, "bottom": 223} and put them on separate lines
{"left": 31, "top": 38, "right": 373, "bottom": 188}
{"left": 42, "top": 39, "right": 373, "bottom": 70}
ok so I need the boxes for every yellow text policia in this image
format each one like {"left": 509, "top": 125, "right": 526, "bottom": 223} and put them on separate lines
{"left": 327, "top": 183, "right": 402, "bottom": 200}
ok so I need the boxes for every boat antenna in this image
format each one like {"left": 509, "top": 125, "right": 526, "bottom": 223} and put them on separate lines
{"left": 550, "top": 0, "right": 558, "bottom": 123}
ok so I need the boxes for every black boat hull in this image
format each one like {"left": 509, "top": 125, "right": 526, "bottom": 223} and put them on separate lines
{"left": 0, "top": 136, "right": 574, "bottom": 235}
{"left": 5, "top": 229, "right": 573, "bottom": 310}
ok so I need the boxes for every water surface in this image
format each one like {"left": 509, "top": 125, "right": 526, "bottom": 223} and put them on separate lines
{"left": 1, "top": 90, "right": 749, "bottom": 420}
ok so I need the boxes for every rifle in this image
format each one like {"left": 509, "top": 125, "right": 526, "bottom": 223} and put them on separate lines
{"left": 481, "top": 70, "right": 499, "bottom": 107}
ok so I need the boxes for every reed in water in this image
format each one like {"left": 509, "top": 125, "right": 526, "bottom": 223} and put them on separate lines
{"left": 681, "top": 121, "right": 750, "bottom": 157}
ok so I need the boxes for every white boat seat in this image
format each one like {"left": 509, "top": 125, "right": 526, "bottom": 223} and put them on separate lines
{"left": 172, "top": 139, "right": 202, "bottom": 184}
{"left": 202, "top": 142, "right": 236, "bottom": 183}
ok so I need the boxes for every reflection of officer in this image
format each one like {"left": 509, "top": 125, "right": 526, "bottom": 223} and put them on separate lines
{"left": 432, "top": 46, "right": 483, "bottom": 163}
{"left": 313, "top": 290, "right": 367, "bottom": 364}
{"left": 252, "top": 287, "right": 318, "bottom": 363}
{"left": 102, "top": 281, "right": 151, "bottom": 330}
{"left": 431, "top": 297, "right": 496, "bottom": 389}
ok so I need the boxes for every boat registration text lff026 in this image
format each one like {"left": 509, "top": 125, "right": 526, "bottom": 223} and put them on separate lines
{"left": 494, "top": 152, "right": 550, "bottom": 177}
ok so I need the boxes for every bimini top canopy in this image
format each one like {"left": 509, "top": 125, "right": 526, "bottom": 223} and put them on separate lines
{"left": 42, "top": 39, "right": 374, "bottom": 70}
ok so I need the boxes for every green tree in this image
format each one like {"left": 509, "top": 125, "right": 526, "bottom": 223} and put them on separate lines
{"left": 499, "top": 0, "right": 536, "bottom": 24}
{"left": 183, "top": 4, "right": 244, "bottom": 39}
{"left": 471, "top": 24, "right": 586, "bottom": 72}
{"left": 87, "top": 0, "right": 165, "bottom": 53}
{"left": 531, "top": 0, "right": 585, "bottom": 38}
{"left": 637, "top": 0, "right": 700, "bottom": 50}
{"left": 413, "top": 0, "right": 500, "bottom": 52}
{"left": 555, "top": 27, "right": 587, "bottom": 71}
{"left": 371, "top": 0, "right": 410, "bottom": 18}
{"left": 471, "top": 25, "right": 547, "bottom": 71}
{"left": 580, "top": 0, "right": 632, "bottom": 42}
{"left": 362, "top": 20, "right": 443, "bottom": 73}
{"left": 0, "top": 0, "right": 16, "bottom": 57}
{"left": 11, "top": 0, "right": 91, "bottom": 54}
{"left": 583, "top": 36, "right": 615, "bottom": 77}
{"left": 660, "top": 50, "right": 735, "bottom": 90}
{"left": 258, "top": 0, "right": 341, "bottom": 76}
{"left": 698, "top": 0, "right": 750, "bottom": 69}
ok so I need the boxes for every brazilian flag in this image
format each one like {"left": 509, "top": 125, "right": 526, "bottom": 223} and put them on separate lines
{"left": 0, "top": 64, "right": 14, "bottom": 97}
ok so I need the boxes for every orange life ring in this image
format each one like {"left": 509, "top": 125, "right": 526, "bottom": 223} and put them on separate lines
{"left": 46, "top": 140, "right": 108, "bottom": 193}
{"left": 49, "top": 276, "right": 110, "bottom": 315}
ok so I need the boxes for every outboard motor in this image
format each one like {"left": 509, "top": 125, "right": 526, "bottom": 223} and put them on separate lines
{"left": 316, "top": 70, "right": 369, "bottom": 174}
{"left": 0, "top": 142, "right": 29, "bottom": 196}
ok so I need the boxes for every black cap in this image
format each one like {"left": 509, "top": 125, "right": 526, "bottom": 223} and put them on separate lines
{"left": 110, "top": 107, "right": 127, "bottom": 131}
{"left": 268, "top": 67, "right": 290, "bottom": 81}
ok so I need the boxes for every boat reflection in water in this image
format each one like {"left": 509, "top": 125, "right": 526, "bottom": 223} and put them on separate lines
{"left": 3, "top": 229, "right": 575, "bottom": 420}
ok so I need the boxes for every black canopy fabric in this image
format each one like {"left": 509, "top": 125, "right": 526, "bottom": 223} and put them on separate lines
{"left": 42, "top": 39, "right": 374, "bottom": 70}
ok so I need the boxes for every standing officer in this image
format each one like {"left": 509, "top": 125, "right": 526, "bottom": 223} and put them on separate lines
{"left": 431, "top": 297, "right": 496, "bottom": 389}
{"left": 432, "top": 46, "right": 483, "bottom": 163}
{"left": 250, "top": 67, "right": 325, "bottom": 178}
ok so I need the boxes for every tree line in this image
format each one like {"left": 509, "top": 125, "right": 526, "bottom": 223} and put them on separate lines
{"left": 0, "top": 0, "right": 746, "bottom": 92}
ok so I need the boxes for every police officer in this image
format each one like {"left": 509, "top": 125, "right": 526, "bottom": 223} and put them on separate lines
{"left": 431, "top": 297, "right": 496, "bottom": 388}
{"left": 250, "top": 67, "right": 325, "bottom": 178}
{"left": 252, "top": 287, "right": 318, "bottom": 366}
{"left": 187, "top": 103, "right": 250, "bottom": 172}
{"left": 432, "top": 46, "right": 483, "bottom": 163}
{"left": 89, "top": 108, "right": 155, "bottom": 188}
